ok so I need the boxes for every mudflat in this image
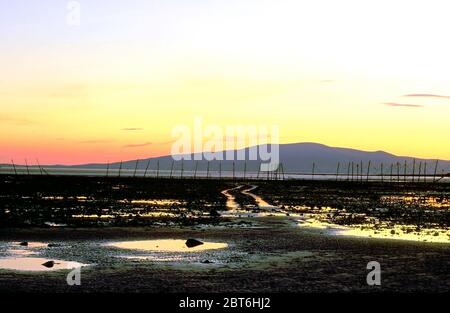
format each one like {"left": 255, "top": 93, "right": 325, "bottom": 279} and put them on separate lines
{"left": 0, "top": 175, "right": 448, "bottom": 293}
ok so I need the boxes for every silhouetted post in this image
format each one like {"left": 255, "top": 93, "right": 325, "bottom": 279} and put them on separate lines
{"left": 311, "top": 162, "right": 315, "bottom": 180}
{"left": 11, "top": 160, "right": 18, "bottom": 175}
{"left": 36, "top": 159, "right": 43, "bottom": 175}
{"left": 156, "top": 160, "right": 160, "bottom": 178}
{"left": 106, "top": 161, "right": 110, "bottom": 177}
{"left": 41, "top": 166, "right": 49, "bottom": 176}
{"left": 356, "top": 164, "right": 359, "bottom": 182}
{"left": 194, "top": 161, "right": 198, "bottom": 179}
{"left": 206, "top": 161, "right": 210, "bottom": 179}
{"left": 423, "top": 162, "right": 427, "bottom": 183}
{"left": 380, "top": 163, "right": 384, "bottom": 182}
{"left": 412, "top": 159, "right": 416, "bottom": 182}
{"left": 397, "top": 162, "right": 400, "bottom": 182}
{"left": 219, "top": 162, "right": 222, "bottom": 180}
{"left": 25, "top": 159, "right": 30, "bottom": 175}
{"left": 336, "top": 162, "right": 340, "bottom": 181}
{"left": 280, "top": 163, "right": 285, "bottom": 180}
{"left": 403, "top": 160, "right": 407, "bottom": 182}
{"left": 133, "top": 159, "right": 140, "bottom": 178}
{"left": 118, "top": 161, "right": 123, "bottom": 177}
{"left": 390, "top": 163, "right": 393, "bottom": 182}
{"left": 143, "top": 160, "right": 150, "bottom": 178}
{"left": 360, "top": 161, "right": 363, "bottom": 182}
{"left": 233, "top": 162, "right": 235, "bottom": 181}
{"left": 351, "top": 162, "right": 354, "bottom": 181}
{"left": 243, "top": 161, "right": 247, "bottom": 181}
{"left": 180, "top": 160, "right": 184, "bottom": 179}
{"left": 169, "top": 161, "right": 174, "bottom": 179}
{"left": 347, "top": 162, "right": 351, "bottom": 181}
{"left": 366, "top": 161, "right": 371, "bottom": 182}
{"left": 257, "top": 163, "right": 261, "bottom": 180}
{"left": 433, "top": 160, "right": 439, "bottom": 182}
{"left": 417, "top": 162, "right": 422, "bottom": 183}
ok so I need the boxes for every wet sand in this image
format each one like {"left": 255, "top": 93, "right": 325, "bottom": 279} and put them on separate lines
{"left": 0, "top": 175, "right": 449, "bottom": 293}
{"left": 0, "top": 220, "right": 449, "bottom": 293}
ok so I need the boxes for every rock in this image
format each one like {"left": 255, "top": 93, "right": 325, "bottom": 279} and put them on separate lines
{"left": 19, "top": 241, "right": 28, "bottom": 246}
{"left": 185, "top": 239, "right": 204, "bottom": 248}
{"left": 209, "top": 209, "right": 221, "bottom": 218}
{"left": 201, "top": 260, "right": 214, "bottom": 264}
{"left": 42, "top": 261, "right": 56, "bottom": 268}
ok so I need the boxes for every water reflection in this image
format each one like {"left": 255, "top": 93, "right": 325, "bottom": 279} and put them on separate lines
{"left": 0, "top": 257, "right": 86, "bottom": 272}
{"left": 242, "top": 186, "right": 277, "bottom": 209}
{"left": 221, "top": 186, "right": 242, "bottom": 210}
{"left": 381, "top": 195, "right": 450, "bottom": 208}
{"left": 298, "top": 217, "right": 450, "bottom": 243}
{"left": 107, "top": 239, "right": 228, "bottom": 252}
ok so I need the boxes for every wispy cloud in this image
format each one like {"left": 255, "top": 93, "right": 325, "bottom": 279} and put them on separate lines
{"left": 403, "top": 94, "right": 450, "bottom": 99}
{"left": 383, "top": 102, "right": 424, "bottom": 108}
{"left": 0, "top": 115, "right": 35, "bottom": 126}
{"left": 157, "top": 139, "right": 176, "bottom": 145}
{"left": 121, "top": 128, "right": 143, "bottom": 131}
{"left": 124, "top": 142, "right": 153, "bottom": 148}
{"left": 79, "top": 139, "right": 114, "bottom": 144}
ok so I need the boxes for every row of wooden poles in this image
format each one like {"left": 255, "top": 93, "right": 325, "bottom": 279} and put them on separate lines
{"left": 110, "top": 160, "right": 286, "bottom": 181}
{"left": 311, "top": 159, "right": 444, "bottom": 182}
{"left": 3, "top": 158, "right": 446, "bottom": 182}
{"left": 6, "top": 159, "right": 49, "bottom": 176}
{"left": 4, "top": 159, "right": 286, "bottom": 181}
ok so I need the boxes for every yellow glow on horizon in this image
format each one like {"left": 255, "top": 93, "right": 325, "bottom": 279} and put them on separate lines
{"left": 1, "top": 0, "right": 450, "bottom": 164}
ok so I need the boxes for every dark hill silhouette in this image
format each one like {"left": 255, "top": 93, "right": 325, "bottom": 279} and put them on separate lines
{"left": 63, "top": 142, "right": 450, "bottom": 174}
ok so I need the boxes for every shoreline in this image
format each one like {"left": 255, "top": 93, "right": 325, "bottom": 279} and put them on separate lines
{"left": 0, "top": 175, "right": 449, "bottom": 292}
{"left": 1, "top": 221, "right": 449, "bottom": 293}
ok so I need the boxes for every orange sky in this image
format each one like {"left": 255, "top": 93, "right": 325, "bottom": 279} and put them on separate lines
{"left": 1, "top": 0, "right": 450, "bottom": 165}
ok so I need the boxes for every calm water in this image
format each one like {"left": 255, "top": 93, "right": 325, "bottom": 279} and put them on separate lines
{"left": 1, "top": 166, "right": 447, "bottom": 182}
{"left": 107, "top": 240, "right": 228, "bottom": 252}
{"left": 0, "top": 241, "right": 87, "bottom": 272}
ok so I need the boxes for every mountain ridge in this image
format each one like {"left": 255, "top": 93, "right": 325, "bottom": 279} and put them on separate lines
{"left": 55, "top": 142, "right": 450, "bottom": 174}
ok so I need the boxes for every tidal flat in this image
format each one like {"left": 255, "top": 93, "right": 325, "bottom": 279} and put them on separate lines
{"left": 0, "top": 175, "right": 448, "bottom": 292}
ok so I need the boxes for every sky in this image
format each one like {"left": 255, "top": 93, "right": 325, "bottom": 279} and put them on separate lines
{"left": 1, "top": 0, "right": 450, "bottom": 165}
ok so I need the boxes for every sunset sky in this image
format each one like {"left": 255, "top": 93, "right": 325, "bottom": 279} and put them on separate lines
{"left": 1, "top": 0, "right": 450, "bottom": 165}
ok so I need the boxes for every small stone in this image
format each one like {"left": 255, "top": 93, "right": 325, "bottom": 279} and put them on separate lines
{"left": 185, "top": 239, "right": 204, "bottom": 248}
{"left": 42, "top": 261, "right": 56, "bottom": 268}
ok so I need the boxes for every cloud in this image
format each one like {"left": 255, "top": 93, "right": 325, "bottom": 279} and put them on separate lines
{"left": 320, "top": 80, "right": 336, "bottom": 83}
{"left": 121, "top": 128, "right": 143, "bottom": 131}
{"left": 403, "top": 94, "right": 450, "bottom": 99}
{"left": 79, "top": 139, "right": 114, "bottom": 144}
{"left": 383, "top": 102, "right": 424, "bottom": 108}
{"left": 157, "top": 139, "right": 176, "bottom": 145}
{"left": 124, "top": 142, "right": 153, "bottom": 148}
{"left": 0, "top": 115, "right": 35, "bottom": 126}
